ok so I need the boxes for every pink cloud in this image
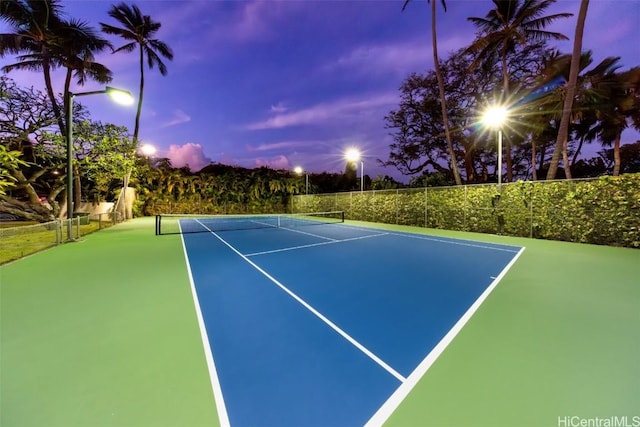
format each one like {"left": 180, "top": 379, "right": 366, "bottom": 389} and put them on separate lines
{"left": 166, "top": 142, "right": 212, "bottom": 171}
{"left": 254, "top": 155, "right": 291, "bottom": 170}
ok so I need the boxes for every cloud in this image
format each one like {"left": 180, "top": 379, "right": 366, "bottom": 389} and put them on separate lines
{"left": 246, "top": 93, "right": 398, "bottom": 130}
{"left": 166, "top": 142, "right": 212, "bottom": 171}
{"left": 246, "top": 140, "right": 305, "bottom": 152}
{"left": 254, "top": 155, "right": 291, "bottom": 170}
{"left": 161, "top": 109, "right": 191, "bottom": 128}
{"left": 270, "top": 102, "right": 288, "bottom": 113}
{"left": 327, "top": 41, "right": 431, "bottom": 75}
{"left": 176, "top": 0, "right": 295, "bottom": 48}
{"left": 323, "top": 33, "right": 473, "bottom": 78}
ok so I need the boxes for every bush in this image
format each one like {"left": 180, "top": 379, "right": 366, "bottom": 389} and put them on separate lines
{"left": 292, "top": 174, "right": 640, "bottom": 248}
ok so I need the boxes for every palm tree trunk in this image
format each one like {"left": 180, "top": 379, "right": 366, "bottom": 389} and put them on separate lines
{"left": 134, "top": 45, "right": 145, "bottom": 144}
{"left": 571, "top": 136, "right": 585, "bottom": 167}
{"left": 43, "top": 56, "right": 66, "bottom": 136}
{"left": 547, "top": 0, "right": 589, "bottom": 180}
{"left": 62, "top": 67, "right": 73, "bottom": 133}
{"left": 613, "top": 132, "right": 621, "bottom": 176}
{"left": 501, "top": 45, "right": 513, "bottom": 182}
{"left": 431, "top": 0, "right": 461, "bottom": 185}
{"left": 464, "top": 149, "right": 476, "bottom": 183}
{"left": 121, "top": 44, "right": 146, "bottom": 219}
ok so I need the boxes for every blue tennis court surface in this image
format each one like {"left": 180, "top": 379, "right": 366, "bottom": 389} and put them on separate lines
{"left": 179, "top": 219, "right": 524, "bottom": 426}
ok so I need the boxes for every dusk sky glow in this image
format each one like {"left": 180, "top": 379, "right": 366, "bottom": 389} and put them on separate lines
{"left": 2, "top": 0, "right": 639, "bottom": 182}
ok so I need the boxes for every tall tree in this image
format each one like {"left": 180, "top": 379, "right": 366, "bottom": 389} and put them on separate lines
{"left": 57, "top": 18, "right": 113, "bottom": 112}
{"left": 0, "top": 76, "right": 61, "bottom": 220}
{"left": 100, "top": 2, "right": 174, "bottom": 148}
{"left": 467, "top": 0, "right": 572, "bottom": 181}
{"left": 546, "top": 0, "right": 589, "bottom": 180}
{"left": 0, "top": 0, "right": 66, "bottom": 134}
{"left": 1, "top": 1, "right": 114, "bottom": 143}
{"left": 403, "top": 0, "right": 462, "bottom": 185}
{"left": 598, "top": 67, "right": 640, "bottom": 175}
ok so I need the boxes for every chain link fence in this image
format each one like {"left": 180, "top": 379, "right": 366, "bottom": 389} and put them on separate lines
{"left": 292, "top": 175, "right": 640, "bottom": 248}
{"left": 0, "top": 212, "right": 124, "bottom": 264}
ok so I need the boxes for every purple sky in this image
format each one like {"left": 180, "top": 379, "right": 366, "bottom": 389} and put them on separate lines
{"left": 2, "top": 0, "right": 639, "bottom": 182}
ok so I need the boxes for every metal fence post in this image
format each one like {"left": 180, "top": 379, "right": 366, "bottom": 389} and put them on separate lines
{"left": 530, "top": 183, "right": 534, "bottom": 238}
{"left": 464, "top": 186, "right": 468, "bottom": 231}
{"left": 424, "top": 187, "right": 428, "bottom": 228}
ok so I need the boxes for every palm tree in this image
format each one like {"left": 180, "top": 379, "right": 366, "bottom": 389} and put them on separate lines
{"left": 598, "top": 67, "right": 640, "bottom": 175}
{"left": 467, "top": 0, "right": 572, "bottom": 181}
{"left": 0, "top": 0, "right": 66, "bottom": 133}
{"left": 55, "top": 18, "right": 113, "bottom": 205}
{"left": 547, "top": 0, "right": 589, "bottom": 180}
{"left": 1, "top": 2, "right": 114, "bottom": 139}
{"left": 100, "top": 3, "right": 174, "bottom": 147}
{"left": 531, "top": 50, "right": 626, "bottom": 178}
{"left": 57, "top": 18, "right": 113, "bottom": 105}
{"left": 403, "top": 0, "right": 462, "bottom": 185}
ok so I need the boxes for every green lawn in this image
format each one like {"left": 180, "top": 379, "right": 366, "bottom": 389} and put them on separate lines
{"left": 1, "top": 217, "right": 638, "bottom": 427}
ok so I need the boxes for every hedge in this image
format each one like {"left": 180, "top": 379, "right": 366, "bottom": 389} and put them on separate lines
{"left": 292, "top": 174, "right": 640, "bottom": 248}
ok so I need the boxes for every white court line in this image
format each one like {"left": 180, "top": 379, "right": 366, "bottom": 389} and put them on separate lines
{"left": 179, "top": 224, "right": 230, "bottom": 427}
{"left": 245, "top": 232, "right": 389, "bottom": 257}
{"left": 336, "top": 223, "right": 521, "bottom": 253}
{"left": 397, "top": 233, "right": 520, "bottom": 253}
{"left": 195, "top": 220, "right": 406, "bottom": 383}
{"left": 279, "top": 226, "right": 338, "bottom": 241}
{"left": 364, "top": 246, "right": 526, "bottom": 427}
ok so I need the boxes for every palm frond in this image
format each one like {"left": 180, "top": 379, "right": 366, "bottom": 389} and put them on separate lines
{"left": 149, "top": 39, "right": 173, "bottom": 60}
{"left": 112, "top": 42, "right": 137, "bottom": 54}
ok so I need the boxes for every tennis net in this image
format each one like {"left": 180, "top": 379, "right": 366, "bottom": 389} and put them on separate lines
{"left": 155, "top": 211, "right": 345, "bottom": 235}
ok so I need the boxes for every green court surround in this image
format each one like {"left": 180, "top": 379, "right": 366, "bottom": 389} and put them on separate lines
{"left": 1, "top": 217, "right": 638, "bottom": 426}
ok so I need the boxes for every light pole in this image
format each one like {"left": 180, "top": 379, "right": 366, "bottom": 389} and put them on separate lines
{"left": 345, "top": 148, "right": 363, "bottom": 192}
{"left": 482, "top": 106, "right": 508, "bottom": 191}
{"left": 66, "top": 86, "right": 133, "bottom": 240}
{"left": 293, "top": 166, "right": 309, "bottom": 195}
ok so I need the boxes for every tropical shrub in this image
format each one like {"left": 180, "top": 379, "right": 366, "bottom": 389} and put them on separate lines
{"left": 292, "top": 174, "right": 640, "bottom": 248}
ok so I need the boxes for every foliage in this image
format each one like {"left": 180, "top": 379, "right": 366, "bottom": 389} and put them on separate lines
{"left": 383, "top": 44, "right": 556, "bottom": 184}
{"left": 0, "top": 77, "right": 61, "bottom": 220}
{"left": 137, "top": 163, "right": 303, "bottom": 215}
{"left": 370, "top": 175, "right": 403, "bottom": 190}
{"left": 0, "top": 145, "right": 28, "bottom": 195}
{"left": 0, "top": 0, "right": 113, "bottom": 138}
{"left": 293, "top": 174, "right": 640, "bottom": 248}
{"left": 386, "top": 1, "right": 639, "bottom": 184}
{"left": 1, "top": 76, "right": 136, "bottom": 220}
{"left": 72, "top": 120, "right": 136, "bottom": 202}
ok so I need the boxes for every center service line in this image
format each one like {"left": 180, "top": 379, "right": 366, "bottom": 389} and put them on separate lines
{"left": 196, "top": 220, "right": 406, "bottom": 383}
{"left": 245, "top": 232, "right": 389, "bottom": 257}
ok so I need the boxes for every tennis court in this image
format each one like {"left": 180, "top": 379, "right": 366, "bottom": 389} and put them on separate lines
{"left": 1, "top": 216, "right": 638, "bottom": 427}
{"left": 170, "top": 213, "right": 523, "bottom": 425}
